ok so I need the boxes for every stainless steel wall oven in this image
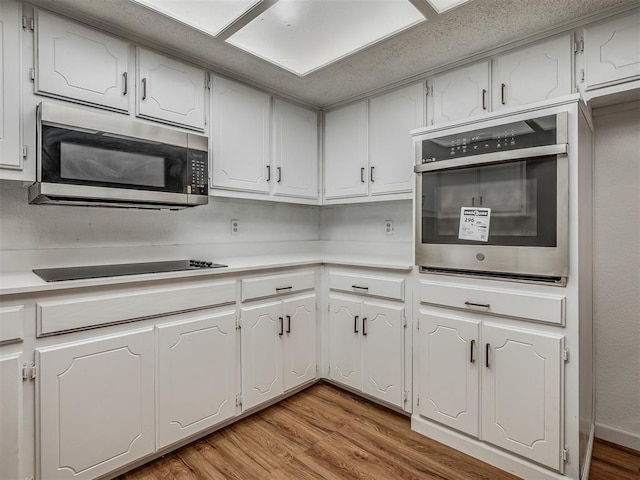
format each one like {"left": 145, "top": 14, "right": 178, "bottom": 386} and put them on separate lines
{"left": 414, "top": 111, "right": 569, "bottom": 284}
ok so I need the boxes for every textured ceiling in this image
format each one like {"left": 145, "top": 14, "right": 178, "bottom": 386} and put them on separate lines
{"left": 27, "top": 0, "right": 637, "bottom": 108}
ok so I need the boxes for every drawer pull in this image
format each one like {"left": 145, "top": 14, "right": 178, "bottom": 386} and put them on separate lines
{"left": 464, "top": 301, "right": 490, "bottom": 310}
{"left": 352, "top": 285, "right": 369, "bottom": 291}
{"left": 279, "top": 317, "right": 284, "bottom": 336}
{"left": 275, "top": 286, "right": 293, "bottom": 292}
{"left": 354, "top": 315, "right": 359, "bottom": 333}
{"left": 470, "top": 339, "right": 476, "bottom": 364}
{"left": 362, "top": 317, "right": 367, "bottom": 336}
{"left": 485, "top": 343, "right": 490, "bottom": 368}
{"left": 286, "top": 315, "right": 291, "bottom": 334}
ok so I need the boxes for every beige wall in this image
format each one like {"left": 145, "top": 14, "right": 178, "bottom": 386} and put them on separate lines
{"left": 592, "top": 101, "right": 640, "bottom": 449}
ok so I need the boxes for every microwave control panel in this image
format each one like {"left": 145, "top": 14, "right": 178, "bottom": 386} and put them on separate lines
{"left": 187, "top": 149, "right": 208, "bottom": 195}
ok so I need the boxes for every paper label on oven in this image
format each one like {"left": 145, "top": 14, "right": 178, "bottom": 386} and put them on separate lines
{"left": 458, "top": 207, "right": 491, "bottom": 242}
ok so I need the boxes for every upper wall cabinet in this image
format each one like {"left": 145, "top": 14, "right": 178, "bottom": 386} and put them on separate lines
{"left": 273, "top": 99, "right": 319, "bottom": 200}
{"left": 211, "top": 74, "right": 271, "bottom": 194}
{"left": 0, "top": 0, "right": 23, "bottom": 174}
{"left": 136, "top": 47, "right": 206, "bottom": 131}
{"left": 35, "top": 9, "right": 130, "bottom": 112}
{"left": 492, "top": 35, "right": 572, "bottom": 110}
{"left": 583, "top": 10, "right": 640, "bottom": 90}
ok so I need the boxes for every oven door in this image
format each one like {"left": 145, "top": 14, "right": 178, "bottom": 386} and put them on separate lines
{"left": 415, "top": 145, "right": 569, "bottom": 281}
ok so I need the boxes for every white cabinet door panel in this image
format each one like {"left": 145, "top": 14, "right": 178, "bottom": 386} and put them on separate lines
{"left": 136, "top": 47, "right": 205, "bottom": 130}
{"left": 273, "top": 99, "right": 318, "bottom": 199}
{"left": 37, "top": 328, "right": 154, "bottom": 480}
{"left": 329, "top": 296, "right": 362, "bottom": 390}
{"left": 369, "top": 82, "right": 424, "bottom": 195}
{"left": 362, "top": 302, "right": 404, "bottom": 407}
{"left": 156, "top": 311, "right": 237, "bottom": 449}
{"left": 482, "top": 324, "right": 564, "bottom": 470}
{"left": 431, "top": 62, "right": 489, "bottom": 125}
{"left": 584, "top": 11, "right": 640, "bottom": 89}
{"left": 211, "top": 75, "right": 271, "bottom": 193}
{"left": 324, "top": 101, "right": 368, "bottom": 199}
{"left": 35, "top": 9, "right": 129, "bottom": 112}
{"left": 283, "top": 294, "right": 316, "bottom": 391}
{"left": 419, "top": 312, "right": 479, "bottom": 437}
{"left": 492, "top": 35, "right": 572, "bottom": 110}
{"left": 0, "top": 353, "right": 23, "bottom": 480}
{"left": 241, "top": 301, "right": 283, "bottom": 410}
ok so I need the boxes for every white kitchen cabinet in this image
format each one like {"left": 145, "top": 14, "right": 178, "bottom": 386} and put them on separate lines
{"left": 492, "top": 35, "right": 573, "bottom": 110}
{"left": 429, "top": 61, "right": 489, "bottom": 125}
{"left": 156, "top": 310, "right": 238, "bottom": 449}
{"left": 211, "top": 74, "right": 271, "bottom": 194}
{"left": 584, "top": 10, "right": 640, "bottom": 90}
{"left": 241, "top": 293, "right": 316, "bottom": 411}
{"left": 273, "top": 99, "right": 319, "bottom": 200}
{"left": 34, "top": 9, "right": 130, "bottom": 112}
{"left": 369, "top": 83, "right": 425, "bottom": 195}
{"left": 36, "top": 328, "right": 155, "bottom": 480}
{"left": 0, "top": 352, "right": 24, "bottom": 480}
{"left": 136, "top": 47, "right": 206, "bottom": 130}
{"left": 0, "top": 0, "right": 24, "bottom": 173}
{"left": 329, "top": 294, "right": 405, "bottom": 407}
{"left": 324, "top": 100, "right": 368, "bottom": 199}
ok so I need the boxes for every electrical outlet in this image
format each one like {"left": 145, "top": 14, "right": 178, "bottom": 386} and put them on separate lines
{"left": 384, "top": 220, "right": 394, "bottom": 235}
{"left": 231, "top": 219, "right": 240, "bottom": 235}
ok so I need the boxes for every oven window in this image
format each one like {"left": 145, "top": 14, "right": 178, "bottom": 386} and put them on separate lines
{"left": 421, "top": 156, "right": 557, "bottom": 247}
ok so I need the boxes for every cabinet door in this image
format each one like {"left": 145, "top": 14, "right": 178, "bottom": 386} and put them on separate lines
{"left": 211, "top": 75, "right": 271, "bottom": 193}
{"left": 418, "top": 312, "right": 479, "bottom": 437}
{"left": 0, "top": 353, "right": 23, "bottom": 480}
{"left": 0, "top": 1, "right": 23, "bottom": 171}
{"left": 362, "top": 301, "right": 404, "bottom": 407}
{"left": 430, "top": 62, "right": 489, "bottom": 125}
{"left": 482, "top": 324, "right": 564, "bottom": 470}
{"left": 282, "top": 294, "right": 316, "bottom": 391}
{"left": 156, "top": 311, "right": 237, "bottom": 449}
{"left": 584, "top": 11, "right": 640, "bottom": 89}
{"left": 492, "top": 35, "right": 572, "bottom": 110}
{"left": 273, "top": 99, "right": 319, "bottom": 199}
{"left": 35, "top": 9, "right": 130, "bottom": 112}
{"left": 324, "top": 101, "right": 368, "bottom": 199}
{"left": 136, "top": 47, "right": 206, "bottom": 130}
{"left": 241, "top": 301, "right": 283, "bottom": 410}
{"left": 329, "top": 296, "right": 362, "bottom": 390}
{"left": 369, "top": 82, "right": 424, "bottom": 195}
{"left": 37, "top": 328, "right": 154, "bottom": 480}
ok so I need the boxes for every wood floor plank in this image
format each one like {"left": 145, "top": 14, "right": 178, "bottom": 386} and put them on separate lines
{"left": 590, "top": 438, "right": 640, "bottom": 480}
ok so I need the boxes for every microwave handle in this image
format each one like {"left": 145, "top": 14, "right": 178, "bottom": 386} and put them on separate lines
{"left": 414, "top": 143, "right": 568, "bottom": 173}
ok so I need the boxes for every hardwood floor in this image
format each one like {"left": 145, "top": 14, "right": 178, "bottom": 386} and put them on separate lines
{"left": 117, "top": 383, "right": 640, "bottom": 480}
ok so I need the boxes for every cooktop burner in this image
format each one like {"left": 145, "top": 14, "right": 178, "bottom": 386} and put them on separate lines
{"left": 33, "top": 259, "right": 228, "bottom": 282}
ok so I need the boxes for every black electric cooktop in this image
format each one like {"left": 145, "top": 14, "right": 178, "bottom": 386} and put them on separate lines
{"left": 33, "top": 259, "right": 228, "bottom": 282}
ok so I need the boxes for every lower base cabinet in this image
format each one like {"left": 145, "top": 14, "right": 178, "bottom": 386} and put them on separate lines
{"left": 418, "top": 310, "right": 565, "bottom": 470}
{"left": 0, "top": 352, "right": 24, "bottom": 480}
{"left": 36, "top": 328, "right": 155, "bottom": 480}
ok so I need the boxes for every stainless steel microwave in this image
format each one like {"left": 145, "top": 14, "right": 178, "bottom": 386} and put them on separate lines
{"left": 413, "top": 111, "right": 569, "bottom": 284}
{"left": 29, "top": 102, "right": 209, "bottom": 210}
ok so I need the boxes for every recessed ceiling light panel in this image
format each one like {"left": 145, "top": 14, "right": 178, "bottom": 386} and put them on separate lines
{"left": 131, "top": 0, "right": 263, "bottom": 37}
{"left": 226, "top": 0, "right": 426, "bottom": 76}
{"left": 425, "top": 0, "right": 473, "bottom": 14}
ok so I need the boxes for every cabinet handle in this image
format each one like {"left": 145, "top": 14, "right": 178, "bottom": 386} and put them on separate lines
{"left": 362, "top": 317, "right": 367, "bottom": 336}
{"left": 277, "top": 167, "right": 282, "bottom": 183}
{"left": 123, "top": 72, "right": 128, "bottom": 96}
{"left": 482, "top": 88, "right": 487, "bottom": 110}
{"left": 465, "top": 301, "right": 490, "bottom": 310}
{"left": 286, "top": 315, "right": 291, "bottom": 334}
{"left": 279, "top": 317, "right": 284, "bottom": 336}
{"left": 370, "top": 166, "right": 375, "bottom": 183}
{"left": 266, "top": 165, "right": 271, "bottom": 181}
{"left": 485, "top": 343, "right": 490, "bottom": 368}
{"left": 275, "top": 286, "right": 293, "bottom": 292}
{"left": 361, "top": 167, "right": 366, "bottom": 183}
{"left": 352, "top": 285, "right": 369, "bottom": 291}
{"left": 470, "top": 339, "right": 476, "bottom": 363}
{"left": 142, "top": 78, "right": 147, "bottom": 100}
{"left": 501, "top": 83, "right": 506, "bottom": 105}
{"left": 354, "top": 315, "right": 359, "bottom": 334}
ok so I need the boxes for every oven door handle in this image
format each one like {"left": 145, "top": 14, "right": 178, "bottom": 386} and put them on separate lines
{"left": 414, "top": 143, "right": 568, "bottom": 173}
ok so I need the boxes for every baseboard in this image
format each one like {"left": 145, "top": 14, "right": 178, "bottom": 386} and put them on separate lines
{"left": 595, "top": 423, "right": 640, "bottom": 451}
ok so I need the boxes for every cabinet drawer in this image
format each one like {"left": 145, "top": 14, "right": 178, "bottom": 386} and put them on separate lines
{"left": 37, "top": 281, "right": 236, "bottom": 335}
{"left": 0, "top": 306, "right": 24, "bottom": 343}
{"left": 241, "top": 271, "right": 315, "bottom": 301}
{"left": 420, "top": 281, "right": 565, "bottom": 325}
{"left": 329, "top": 272, "right": 404, "bottom": 301}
